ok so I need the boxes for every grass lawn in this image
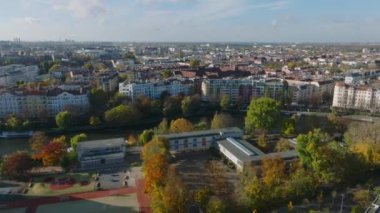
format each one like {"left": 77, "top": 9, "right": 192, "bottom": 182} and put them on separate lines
{"left": 36, "top": 194, "right": 139, "bottom": 213}
{"left": 27, "top": 173, "right": 95, "bottom": 196}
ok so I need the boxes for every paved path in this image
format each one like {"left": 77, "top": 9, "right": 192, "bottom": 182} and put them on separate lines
{"left": 1, "top": 179, "right": 150, "bottom": 213}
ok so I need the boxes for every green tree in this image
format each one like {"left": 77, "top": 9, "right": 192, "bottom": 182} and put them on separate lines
{"left": 189, "top": 59, "right": 201, "bottom": 68}
{"left": 55, "top": 111, "right": 71, "bottom": 130}
{"left": 245, "top": 97, "right": 280, "bottom": 132}
{"left": 124, "top": 52, "right": 136, "bottom": 61}
{"left": 60, "top": 151, "right": 78, "bottom": 171}
{"left": 282, "top": 116, "right": 296, "bottom": 136}
{"left": 181, "top": 95, "right": 201, "bottom": 117}
{"left": 211, "top": 112, "right": 234, "bottom": 129}
{"left": 162, "top": 70, "right": 173, "bottom": 79}
{"left": 5, "top": 115, "right": 22, "bottom": 131}
{"left": 220, "top": 95, "right": 230, "bottom": 111}
{"left": 89, "top": 88, "right": 108, "bottom": 109}
{"left": 89, "top": 116, "right": 101, "bottom": 126}
{"left": 70, "top": 133, "right": 87, "bottom": 150}
{"left": 194, "top": 187, "right": 212, "bottom": 210}
{"left": 139, "top": 129, "right": 155, "bottom": 145}
{"left": 257, "top": 134, "right": 267, "bottom": 150}
{"left": 48, "top": 63, "right": 60, "bottom": 72}
{"left": 163, "top": 96, "right": 182, "bottom": 118}
{"left": 104, "top": 104, "right": 141, "bottom": 126}
{"left": 157, "top": 118, "right": 169, "bottom": 134}
{"left": 207, "top": 197, "right": 226, "bottom": 213}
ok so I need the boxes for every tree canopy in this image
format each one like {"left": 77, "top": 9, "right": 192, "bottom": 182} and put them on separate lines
{"left": 170, "top": 118, "right": 194, "bottom": 133}
{"left": 55, "top": 111, "right": 71, "bottom": 130}
{"left": 0, "top": 151, "right": 33, "bottom": 180}
{"left": 245, "top": 97, "right": 281, "bottom": 132}
{"left": 104, "top": 104, "right": 141, "bottom": 126}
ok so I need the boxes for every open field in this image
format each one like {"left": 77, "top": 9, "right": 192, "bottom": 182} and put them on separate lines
{"left": 36, "top": 194, "right": 139, "bottom": 213}
{"left": 174, "top": 151, "right": 241, "bottom": 198}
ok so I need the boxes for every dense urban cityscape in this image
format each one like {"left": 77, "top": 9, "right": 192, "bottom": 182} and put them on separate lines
{"left": 1, "top": 1, "right": 380, "bottom": 213}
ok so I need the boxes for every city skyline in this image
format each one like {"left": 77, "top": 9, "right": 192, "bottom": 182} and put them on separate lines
{"left": 1, "top": 0, "right": 380, "bottom": 43}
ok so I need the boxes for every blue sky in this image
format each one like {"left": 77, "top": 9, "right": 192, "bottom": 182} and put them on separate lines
{"left": 0, "top": 0, "right": 379, "bottom": 42}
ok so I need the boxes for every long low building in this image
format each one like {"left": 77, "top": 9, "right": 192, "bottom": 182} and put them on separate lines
{"left": 159, "top": 127, "right": 298, "bottom": 172}
{"left": 77, "top": 138, "right": 127, "bottom": 168}
{"left": 158, "top": 127, "right": 244, "bottom": 153}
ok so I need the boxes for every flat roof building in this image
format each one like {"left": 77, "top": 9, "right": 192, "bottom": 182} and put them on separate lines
{"left": 77, "top": 138, "right": 127, "bottom": 168}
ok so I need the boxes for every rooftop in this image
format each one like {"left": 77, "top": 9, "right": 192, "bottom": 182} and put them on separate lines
{"left": 77, "top": 138, "right": 125, "bottom": 150}
{"left": 158, "top": 127, "right": 243, "bottom": 140}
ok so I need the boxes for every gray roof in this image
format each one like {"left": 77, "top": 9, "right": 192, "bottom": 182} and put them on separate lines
{"left": 217, "top": 137, "right": 298, "bottom": 163}
{"left": 217, "top": 138, "right": 265, "bottom": 163}
{"left": 77, "top": 138, "right": 125, "bottom": 150}
{"left": 158, "top": 127, "right": 243, "bottom": 140}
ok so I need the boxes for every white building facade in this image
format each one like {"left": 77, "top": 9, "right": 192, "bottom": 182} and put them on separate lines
{"left": 119, "top": 79, "right": 194, "bottom": 101}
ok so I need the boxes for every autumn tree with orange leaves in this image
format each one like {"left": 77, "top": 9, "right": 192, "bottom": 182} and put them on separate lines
{"left": 34, "top": 136, "right": 67, "bottom": 166}
{"left": 169, "top": 118, "right": 194, "bottom": 133}
{"left": 0, "top": 151, "right": 34, "bottom": 180}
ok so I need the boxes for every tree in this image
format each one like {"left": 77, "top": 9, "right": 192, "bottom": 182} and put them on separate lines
{"left": 353, "top": 189, "right": 372, "bottom": 208}
{"left": 261, "top": 156, "right": 286, "bottom": 187}
{"left": 162, "top": 70, "right": 173, "bottom": 79}
{"left": 220, "top": 95, "right": 230, "bottom": 111}
{"left": 194, "top": 187, "right": 212, "bottom": 210}
{"left": 282, "top": 116, "right": 296, "bottom": 136}
{"left": 60, "top": 151, "right": 78, "bottom": 170}
{"left": 141, "top": 137, "right": 169, "bottom": 162}
{"left": 104, "top": 104, "right": 141, "bottom": 126}
{"left": 189, "top": 59, "right": 201, "bottom": 68}
{"left": 127, "top": 134, "right": 138, "bottom": 146}
{"left": 207, "top": 197, "right": 226, "bottom": 213}
{"left": 157, "top": 118, "right": 169, "bottom": 134}
{"left": 48, "top": 63, "right": 60, "bottom": 72}
{"left": 5, "top": 115, "right": 22, "bottom": 131}
{"left": 124, "top": 52, "right": 136, "bottom": 61}
{"left": 135, "top": 95, "right": 152, "bottom": 117}
{"left": 84, "top": 63, "right": 94, "bottom": 71}
{"left": 89, "top": 116, "right": 101, "bottom": 126}
{"left": 55, "top": 111, "right": 71, "bottom": 130}
{"left": 211, "top": 112, "right": 234, "bottom": 129}
{"left": 89, "top": 88, "right": 108, "bottom": 109}
{"left": 257, "top": 134, "right": 267, "bottom": 150}
{"left": 163, "top": 96, "right": 182, "bottom": 118}
{"left": 139, "top": 129, "right": 155, "bottom": 145}
{"left": 29, "top": 131, "right": 49, "bottom": 153}
{"left": 143, "top": 153, "right": 169, "bottom": 193}
{"left": 181, "top": 95, "right": 200, "bottom": 117}
{"left": 161, "top": 167, "right": 189, "bottom": 213}
{"left": 1, "top": 151, "right": 33, "bottom": 180}
{"left": 70, "top": 133, "right": 87, "bottom": 150}
{"left": 245, "top": 97, "right": 280, "bottom": 132}
{"left": 35, "top": 136, "right": 67, "bottom": 166}
{"left": 170, "top": 118, "right": 194, "bottom": 133}
{"left": 275, "top": 138, "right": 292, "bottom": 152}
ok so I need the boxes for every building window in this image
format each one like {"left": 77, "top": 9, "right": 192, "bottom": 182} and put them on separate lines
{"left": 184, "top": 141, "right": 188, "bottom": 148}
{"left": 202, "top": 138, "right": 207, "bottom": 146}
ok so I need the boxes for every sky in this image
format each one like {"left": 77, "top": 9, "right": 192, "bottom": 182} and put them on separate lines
{"left": 0, "top": 0, "right": 380, "bottom": 42}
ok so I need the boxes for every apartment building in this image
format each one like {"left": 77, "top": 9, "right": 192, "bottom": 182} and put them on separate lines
{"left": 332, "top": 81, "right": 380, "bottom": 112}
{"left": 0, "top": 64, "right": 39, "bottom": 86}
{"left": 0, "top": 88, "right": 89, "bottom": 119}
{"left": 286, "top": 79, "right": 335, "bottom": 105}
{"left": 201, "top": 77, "right": 284, "bottom": 104}
{"left": 119, "top": 78, "right": 194, "bottom": 101}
